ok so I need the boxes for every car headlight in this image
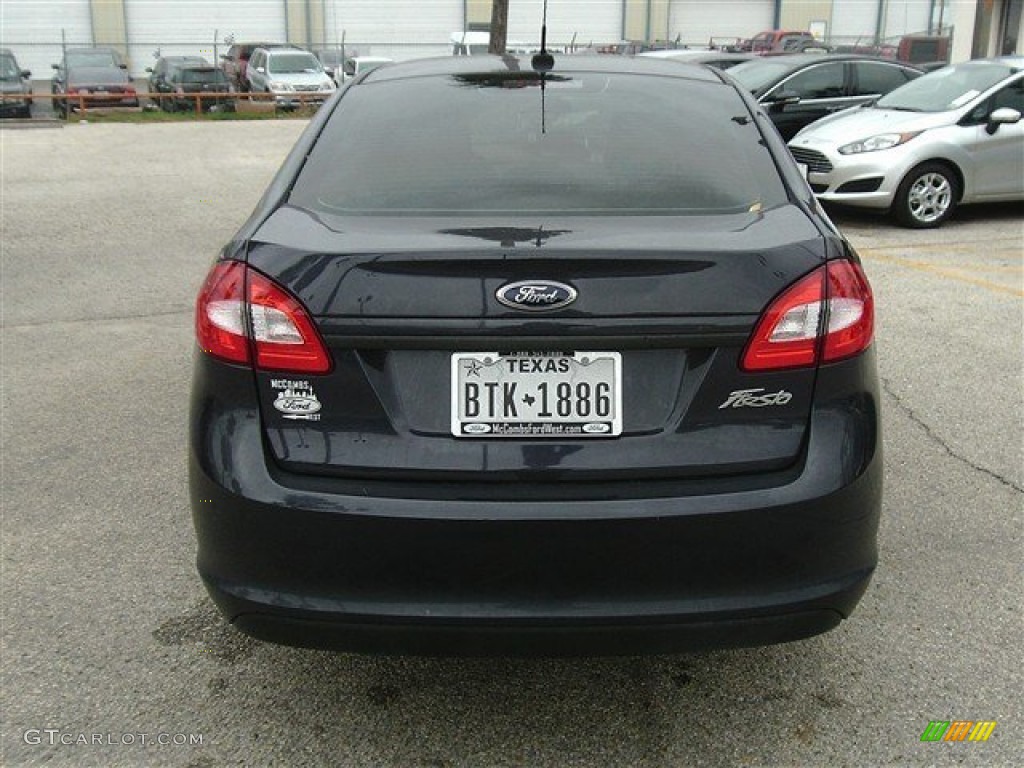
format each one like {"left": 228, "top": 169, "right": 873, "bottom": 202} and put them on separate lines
{"left": 269, "top": 81, "right": 294, "bottom": 92}
{"left": 319, "top": 82, "right": 335, "bottom": 92}
{"left": 838, "top": 131, "right": 922, "bottom": 155}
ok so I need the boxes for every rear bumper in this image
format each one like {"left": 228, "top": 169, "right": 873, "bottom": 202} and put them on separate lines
{"left": 271, "top": 92, "right": 330, "bottom": 108}
{"left": 190, "top": 350, "right": 882, "bottom": 655}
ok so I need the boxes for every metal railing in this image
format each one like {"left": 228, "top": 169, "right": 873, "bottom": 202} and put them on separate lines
{"left": 1, "top": 89, "right": 330, "bottom": 119}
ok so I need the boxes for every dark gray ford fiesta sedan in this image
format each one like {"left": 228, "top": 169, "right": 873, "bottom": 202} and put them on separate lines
{"left": 190, "top": 54, "right": 881, "bottom": 656}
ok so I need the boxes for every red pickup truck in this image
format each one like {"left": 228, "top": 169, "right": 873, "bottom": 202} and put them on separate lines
{"left": 739, "top": 30, "right": 821, "bottom": 54}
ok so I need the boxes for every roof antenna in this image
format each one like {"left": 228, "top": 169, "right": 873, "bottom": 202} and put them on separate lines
{"left": 531, "top": 0, "right": 554, "bottom": 72}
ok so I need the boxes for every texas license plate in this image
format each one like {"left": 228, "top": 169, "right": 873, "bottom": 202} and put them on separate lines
{"left": 451, "top": 352, "right": 622, "bottom": 438}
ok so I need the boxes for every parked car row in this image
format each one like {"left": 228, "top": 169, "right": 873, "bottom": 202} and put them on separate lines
{"left": 646, "top": 50, "right": 1022, "bottom": 227}
{"left": 0, "top": 42, "right": 360, "bottom": 118}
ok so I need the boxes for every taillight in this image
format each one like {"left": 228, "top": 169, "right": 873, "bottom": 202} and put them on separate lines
{"left": 741, "top": 260, "right": 874, "bottom": 371}
{"left": 195, "top": 261, "right": 331, "bottom": 374}
{"left": 196, "top": 261, "right": 249, "bottom": 365}
{"left": 821, "top": 260, "right": 874, "bottom": 362}
{"left": 248, "top": 269, "right": 332, "bottom": 373}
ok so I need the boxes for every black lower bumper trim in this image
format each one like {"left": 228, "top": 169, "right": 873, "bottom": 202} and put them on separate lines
{"left": 233, "top": 609, "right": 844, "bottom": 656}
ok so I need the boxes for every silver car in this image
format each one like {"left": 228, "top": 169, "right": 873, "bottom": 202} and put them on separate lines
{"left": 789, "top": 56, "right": 1024, "bottom": 227}
{"left": 246, "top": 47, "right": 335, "bottom": 108}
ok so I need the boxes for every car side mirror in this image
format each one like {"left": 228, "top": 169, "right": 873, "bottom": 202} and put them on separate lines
{"left": 986, "top": 107, "right": 1021, "bottom": 135}
{"left": 21, "top": 69, "right": 31, "bottom": 78}
{"left": 119, "top": 63, "right": 128, "bottom": 69}
{"left": 324, "top": 68, "right": 334, "bottom": 78}
{"left": 51, "top": 63, "right": 60, "bottom": 70}
{"left": 255, "top": 66, "right": 265, "bottom": 74}
{"left": 145, "top": 67, "right": 153, "bottom": 73}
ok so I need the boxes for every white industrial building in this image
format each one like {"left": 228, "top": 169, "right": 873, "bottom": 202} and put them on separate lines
{"left": 1, "top": 1, "right": 1020, "bottom": 77}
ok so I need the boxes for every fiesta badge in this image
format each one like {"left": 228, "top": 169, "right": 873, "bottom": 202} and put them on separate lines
{"left": 496, "top": 280, "right": 577, "bottom": 312}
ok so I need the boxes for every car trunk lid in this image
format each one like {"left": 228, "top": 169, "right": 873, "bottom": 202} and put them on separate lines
{"left": 246, "top": 204, "right": 826, "bottom": 482}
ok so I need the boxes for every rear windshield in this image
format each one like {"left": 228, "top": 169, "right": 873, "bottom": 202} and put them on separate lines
{"left": 67, "top": 67, "right": 129, "bottom": 85}
{"left": 67, "top": 50, "right": 119, "bottom": 68}
{"left": 290, "top": 71, "right": 788, "bottom": 216}
{"left": 180, "top": 68, "right": 228, "bottom": 84}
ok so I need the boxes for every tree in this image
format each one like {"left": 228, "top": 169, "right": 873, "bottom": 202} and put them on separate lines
{"left": 488, "top": 0, "right": 509, "bottom": 54}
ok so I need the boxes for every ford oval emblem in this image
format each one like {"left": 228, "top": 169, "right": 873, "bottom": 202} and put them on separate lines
{"left": 463, "top": 423, "right": 492, "bottom": 434}
{"left": 273, "top": 395, "right": 321, "bottom": 416}
{"left": 496, "top": 280, "right": 577, "bottom": 312}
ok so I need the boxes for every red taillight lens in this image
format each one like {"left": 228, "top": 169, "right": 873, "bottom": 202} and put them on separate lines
{"left": 195, "top": 261, "right": 331, "bottom": 374}
{"left": 821, "top": 260, "right": 874, "bottom": 363}
{"left": 247, "top": 269, "right": 331, "bottom": 374}
{"left": 196, "top": 260, "right": 250, "bottom": 365}
{"left": 741, "top": 260, "right": 874, "bottom": 371}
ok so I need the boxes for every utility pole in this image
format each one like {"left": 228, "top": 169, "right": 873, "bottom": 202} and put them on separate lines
{"left": 489, "top": 0, "right": 509, "bottom": 54}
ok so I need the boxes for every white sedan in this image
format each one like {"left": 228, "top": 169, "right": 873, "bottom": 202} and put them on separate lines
{"left": 789, "top": 56, "right": 1023, "bottom": 227}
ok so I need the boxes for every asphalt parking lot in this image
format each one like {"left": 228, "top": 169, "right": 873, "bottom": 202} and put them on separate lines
{"left": 1, "top": 120, "right": 1021, "bottom": 767}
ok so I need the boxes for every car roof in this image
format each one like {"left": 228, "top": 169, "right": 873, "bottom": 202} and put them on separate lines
{"left": 362, "top": 53, "right": 725, "bottom": 85}
{"left": 262, "top": 46, "right": 313, "bottom": 55}
{"left": 639, "top": 51, "right": 752, "bottom": 62}
{"left": 735, "top": 53, "right": 923, "bottom": 74}
{"left": 755, "top": 53, "right": 917, "bottom": 67}
{"left": 637, "top": 49, "right": 713, "bottom": 59}
{"left": 956, "top": 55, "right": 1024, "bottom": 67}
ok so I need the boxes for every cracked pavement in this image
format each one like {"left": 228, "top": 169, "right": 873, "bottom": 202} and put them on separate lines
{"left": 2, "top": 122, "right": 1022, "bottom": 767}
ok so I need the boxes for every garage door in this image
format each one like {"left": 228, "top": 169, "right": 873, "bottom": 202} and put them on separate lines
{"left": 0, "top": 0, "right": 93, "bottom": 77}
{"left": 325, "top": 0, "right": 462, "bottom": 61}
{"left": 669, "top": 1, "right": 774, "bottom": 47}
{"left": 883, "top": 0, "right": 932, "bottom": 38}
{"left": 125, "top": 1, "right": 286, "bottom": 76}
{"left": 508, "top": 0, "right": 622, "bottom": 49}
{"left": 830, "top": 0, "right": 877, "bottom": 40}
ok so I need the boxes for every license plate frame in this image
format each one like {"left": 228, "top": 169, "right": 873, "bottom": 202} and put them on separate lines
{"left": 450, "top": 351, "right": 622, "bottom": 438}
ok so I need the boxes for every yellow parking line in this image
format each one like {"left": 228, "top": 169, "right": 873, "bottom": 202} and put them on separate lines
{"left": 859, "top": 237, "right": 1022, "bottom": 252}
{"left": 860, "top": 251, "right": 1024, "bottom": 297}
{"left": 957, "top": 264, "right": 1024, "bottom": 273}
{"left": 857, "top": 244, "right": 1022, "bottom": 260}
